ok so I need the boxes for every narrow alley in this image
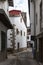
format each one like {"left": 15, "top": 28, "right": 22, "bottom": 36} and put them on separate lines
{"left": 0, "top": 0, "right": 43, "bottom": 65}
{"left": 0, "top": 48, "right": 39, "bottom": 65}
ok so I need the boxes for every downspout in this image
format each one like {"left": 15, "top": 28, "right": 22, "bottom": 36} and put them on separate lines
{"left": 34, "top": 1, "right": 36, "bottom": 36}
{"left": 33, "top": 0, "right": 36, "bottom": 59}
{"left": 34, "top": 0, "right": 36, "bottom": 38}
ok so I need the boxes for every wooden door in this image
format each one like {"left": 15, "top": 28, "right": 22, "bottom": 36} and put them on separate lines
{"left": 39, "top": 38, "right": 42, "bottom": 62}
{"left": 1, "top": 31, "right": 6, "bottom": 51}
{"left": 39, "top": 37, "right": 43, "bottom": 62}
{"left": 41, "top": 37, "right": 43, "bottom": 62}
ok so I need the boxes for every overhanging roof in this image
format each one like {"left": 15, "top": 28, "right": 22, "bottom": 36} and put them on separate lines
{"left": 0, "top": 9, "right": 13, "bottom": 29}
{"left": 9, "top": 10, "right": 21, "bottom": 17}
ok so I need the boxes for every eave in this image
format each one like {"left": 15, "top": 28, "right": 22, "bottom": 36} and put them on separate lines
{"left": 0, "top": 9, "right": 13, "bottom": 29}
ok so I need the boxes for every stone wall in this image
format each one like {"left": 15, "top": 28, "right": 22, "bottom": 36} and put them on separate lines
{"left": 0, "top": 51, "right": 7, "bottom": 62}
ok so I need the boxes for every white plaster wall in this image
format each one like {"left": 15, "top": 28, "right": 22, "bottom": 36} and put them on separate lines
{"left": 30, "top": 1, "right": 34, "bottom": 36}
{"left": 35, "top": 0, "right": 41, "bottom": 35}
{"left": 7, "top": 16, "right": 27, "bottom": 49}
{"left": 7, "top": 29, "right": 13, "bottom": 48}
{"left": 0, "top": 22, "right": 7, "bottom": 51}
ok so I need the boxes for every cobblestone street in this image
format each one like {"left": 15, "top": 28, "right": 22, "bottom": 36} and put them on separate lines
{"left": 0, "top": 48, "right": 40, "bottom": 65}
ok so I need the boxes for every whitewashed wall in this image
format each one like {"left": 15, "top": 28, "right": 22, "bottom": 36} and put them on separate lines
{"left": 35, "top": 0, "right": 41, "bottom": 35}
{"left": 7, "top": 16, "right": 27, "bottom": 49}
{"left": 0, "top": 22, "right": 7, "bottom": 51}
{"left": 30, "top": 1, "right": 34, "bottom": 36}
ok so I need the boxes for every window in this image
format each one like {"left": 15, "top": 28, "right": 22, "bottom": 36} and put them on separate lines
{"left": 31, "top": 36, "right": 35, "bottom": 41}
{"left": 16, "top": 29, "right": 19, "bottom": 35}
{"left": 10, "top": 33, "right": 12, "bottom": 35}
{"left": 21, "top": 30, "right": 22, "bottom": 36}
{"left": 24, "top": 32, "right": 25, "bottom": 36}
{"left": 17, "top": 42, "right": 20, "bottom": 51}
{"left": 8, "top": 0, "right": 14, "bottom": 6}
{"left": 27, "top": 36, "right": 29, "bottom": 39}
{"left": 27, "top": 28, "right": 31, "bottom": 35}
{"left": 27, "top": 29, "right": 31, "bottom": 33}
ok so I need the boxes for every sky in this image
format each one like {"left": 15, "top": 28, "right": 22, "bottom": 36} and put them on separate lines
{"left": 9, "top": 0, "right": 30, "bottom": 27}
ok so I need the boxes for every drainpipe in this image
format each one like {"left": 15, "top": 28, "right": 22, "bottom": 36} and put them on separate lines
{"left": 28, "top": 0, "right": 30, "bottom": 16}
{"left": 34, "top": 0, "right": 36, "bottom": 59}
{"left": 33, "top": 1, "right": 36, "bottom": 41}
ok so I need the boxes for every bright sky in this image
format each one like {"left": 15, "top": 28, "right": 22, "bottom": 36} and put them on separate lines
{"left": 9, "top": 0, "right": 30, "bottom": 27}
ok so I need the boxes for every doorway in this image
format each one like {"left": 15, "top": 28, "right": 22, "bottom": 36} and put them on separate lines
{"left": 1, "top": 31, "right": 7, "bottom": 58}
{"left": 39, "top": 37, "right": 43, "bottom": 62}
{"left": 17, "top": 42, "right": 20, "bottom": 51}
{"left": 1, "top": 31, "right": 6, "bottom": 51}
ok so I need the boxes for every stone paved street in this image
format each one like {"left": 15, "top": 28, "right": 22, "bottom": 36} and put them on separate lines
{"left": 0, "top": 48, "right": 40, "bottom": 65}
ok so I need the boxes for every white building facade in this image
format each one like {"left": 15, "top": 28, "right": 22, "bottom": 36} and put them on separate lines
{"left": 7, "top": 10, "right": 27, "bottom": 52}
{"left": 0, "top": 0, "right": 13, "bottom": 61}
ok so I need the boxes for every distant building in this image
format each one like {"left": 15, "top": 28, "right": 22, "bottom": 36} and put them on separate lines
{"left": 7, "top": 10, "right": 27, "bottom": 52}
{"left": 30, "top": 0, "right": 35, "bottom": 47}
{"left": 0, "top": 0, "right": 13, "bottom": 62}
{"left": 27, "top": 27, "right": 31, "bottom": 48}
